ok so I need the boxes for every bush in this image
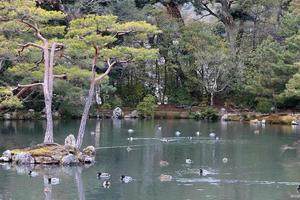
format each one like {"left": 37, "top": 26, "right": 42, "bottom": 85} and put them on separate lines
{"left": 136, "top": 95, "right": 156, "bottom": 117}
{"left": 0, "top": 96, "right": 23, "bottom": 110}
{"left": 194, "top": 106, "right": 219, "bottom": 121}
{"left": 110, "top": 96, "right": 123, "bottom": 107}
{"left": 255, "top": 98, "right": 273, "bottom": 113}
{"left": 101, "top": 103, "right": 112, "bottom": 110}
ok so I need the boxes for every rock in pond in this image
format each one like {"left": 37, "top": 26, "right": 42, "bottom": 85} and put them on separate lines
{"left": 64, "top": 134, "right": 76, "bottom": 147}
{"left": 0, "top": 143, "right": 96, "bottom": 165}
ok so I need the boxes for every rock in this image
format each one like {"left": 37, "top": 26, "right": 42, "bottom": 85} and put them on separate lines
{"left": 3, "top": 113, "right": 11, "bottom": 120}
{"left": 0, "top": 156, "right": 10, "bottom": 162}
{"left": 53, "top": 111, "right": 61, "bottom": 119}
{"left": 14, "top": 153, "right": 35, "bottom": 164}
{"left": 130, "top": 110, "right": 139, "bottom": 118}
{"left": 221, "top": 114, "right": 228, "bottom": 121}
{"left": 35, "top": 156, "right": 60, "bottom": 164}
{"left": 112, "top": 107, "right": 123, "bottom": 119}
{"left": 61, "top": 154, "right": 79, "bottom": 165}
{"left": 250, "top": 119, "right": 259, "bottom": 124}
{"left": 3, "top": 150, "right": 12, "bottom": 159}
{"left": 64, "top": 134, "right": 76, "bottom": 147}
{"left": 80, "top": 155, "right": 94, "bottom": 163}
{"left": 82, "top": 146, "right": 96, "bottom": 157}
{"left": 0, "top": 150, "right": 12, "bottom": 162}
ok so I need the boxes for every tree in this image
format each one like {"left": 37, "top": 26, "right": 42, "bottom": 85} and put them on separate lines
{"left": 180, "top": 22, "right": 236, "bottom": 106}
{"left": 65, "top": 15, "right": 159, "bottom": 149}
{"left": 0, "top": 0, "right": 67, "bottom": 143}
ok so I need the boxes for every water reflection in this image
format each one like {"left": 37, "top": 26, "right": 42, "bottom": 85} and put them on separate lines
{"left": 0, "top": 163, "right": 91, "bottom": 200}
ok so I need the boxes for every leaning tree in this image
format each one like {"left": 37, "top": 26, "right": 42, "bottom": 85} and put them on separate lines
{"left": 0, "top": 0, "right": 66, "bottom": 143}
{"left": 65, "top": 15, "right": 159, "bottom": 149}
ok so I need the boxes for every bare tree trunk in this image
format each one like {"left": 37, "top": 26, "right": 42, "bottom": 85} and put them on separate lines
{"left": 43, "top": 42, "right": 54, "bottom": 143}
{"left": 76, "top": 74, "right": 96, "bottom": 149}
{"left": 210, "top": 92, "right": 214, "bottom": 106}
{"left": 76, "top": 47, "right": 116, "bottom": 149}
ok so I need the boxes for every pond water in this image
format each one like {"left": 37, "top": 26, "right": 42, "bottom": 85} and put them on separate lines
{"left": 0, "top": 119, "right": 300, "bottom": 200}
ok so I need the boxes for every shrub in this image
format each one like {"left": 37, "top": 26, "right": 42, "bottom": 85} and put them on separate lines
{"left": 200, "top": 106, "right": 219, "bottom": 120}
{"left": 255, "top": 98, "right": 273, "bottom": 113}
{"left": 101, "top": 103, "right": 112, "bottom": 110}
{"left": 136, "top": 95, "right": 156, "bottom": 117}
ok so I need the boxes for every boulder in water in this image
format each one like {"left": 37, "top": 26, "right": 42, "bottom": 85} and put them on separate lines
{"left": 61, "top": 154, "right": 79, "bottom": 165}
{"left": 14, "top": 153, "right": 35, "bottom": 164}
{"left": 112, "top": 107, "right": 123, "bottom": 119}
{"left": 64, "top": 134, "right": 76, "bottom": 147}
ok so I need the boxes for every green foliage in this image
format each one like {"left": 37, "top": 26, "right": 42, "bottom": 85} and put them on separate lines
{"left": 0, "top": 87, "right": 23, "bottom": 110}
{"left": 101, "top": 103, "right": 112, "bottom": 110}
{"left": 136, "top": 94, "right": 156, "bottom": 117}
{"left": 255, "top": 98, "right": 273, "bottom": 113}
{"left": 200, "top": 106, "right": 219, "bottom": 121}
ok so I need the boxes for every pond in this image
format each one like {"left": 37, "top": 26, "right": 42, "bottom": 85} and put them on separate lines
{"left": 0, "top": 119, "right": 300, "bottom": 200}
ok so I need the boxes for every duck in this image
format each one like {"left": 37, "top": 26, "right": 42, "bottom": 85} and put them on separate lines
{"left": 196, "top": 131, "right": 200, "bottom": 136}
{"left": 298, "top": 185, "right": 300, "bottom": 193}
{"left": 120, "top": 175, "right": 133, "bottom": 183}
{"left": 127, "top": 137, "right": 134, "bottom": 141}
{"left": 48, "top": 177, "right": 60, "bottom": 185}
{"left": 102, "top": 180, "right": 111, "bottom": 188}
{"left": 199, "top": 168, "right": 203, "bottom": 176}
{"left": 159, "top": 160, "right": 169, "bottom": 167}
{"left": 185, "top": 158, "right": 193, "bottom": 164}
{"left": 128, "top": 129, "right": 134, "bottom": 133}
{"left": 127, "top": 146, "right": 132, "bottom": 152}
{"left": 97, "top": 172, "right": 111, "bottom": 179}
{"left": 175, "top": 131, "right": 181, "bottom": 136}
{"left": 209, "top": 132, "right": 216, "bottom": 138}
{"left": 159, "top": 174, "right": 172, "bottom": 182}
{"left": 28, "top": 170, "right": 38, "bottom": 177}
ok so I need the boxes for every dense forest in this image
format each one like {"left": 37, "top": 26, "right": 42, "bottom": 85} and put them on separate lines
{"left": 0, "top": 0, "right": 300, "bottom": 118}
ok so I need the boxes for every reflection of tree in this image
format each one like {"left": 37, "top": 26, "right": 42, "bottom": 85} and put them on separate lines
{"left": 0, "top": 164, "right": 90, "bottom": 200}
{"left": 43, "top": 175, "right": 53, "bottom": 200}
{"left": 94, "top": 120, "right": 101, "bottom": 148}
{"left": 75, "top": 167, "right": 86, "bottom": 200}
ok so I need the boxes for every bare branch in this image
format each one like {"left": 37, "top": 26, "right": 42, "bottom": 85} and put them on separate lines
{"left": 17, "top": 82, "right": 44, "bottom": 87}
{"left": 54, "top": 74, "right": 67, "bottom": 79}
{"left": 95, "top": 58, "right": 116, "bottom": 82}
{"left": 18, "top": 42, "right": 43, "bottom": 56}
{"left": 19, "top": 18, "right": 47, "bottom": 43}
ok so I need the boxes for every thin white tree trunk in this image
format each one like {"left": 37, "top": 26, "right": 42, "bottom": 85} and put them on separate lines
{"left": 43, "top": 42, "right": 54, "bottom": 143}
{"left": 210, "top": 92, "right": 214, "bottom": 106}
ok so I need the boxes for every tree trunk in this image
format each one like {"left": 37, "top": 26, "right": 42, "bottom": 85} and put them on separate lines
{"left": 165, "top": 2, "right": 184, "bottom": 25}
{"left": 210, "top": 92, "right": 214, "bottom": 106}
{"left": 76, "top": 72, "right": 96, "bottom": 149}
{"left": 43, "top": 42, "right": 54, "bottom": 143}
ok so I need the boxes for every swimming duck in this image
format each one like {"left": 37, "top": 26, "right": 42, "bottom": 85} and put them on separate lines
{"left": 175, "top": 131, "right": 181, "bottom": 136}
{"left": 127, "top": 137, "right": 134, "bottom": 141}
{"left": 298, "top": 185, "right": 300, "bottom": 193}
{"left": 48, "top": 177, "right": 60, "bottom": 185}
{"left": 209, "top": 132, "right": 216, "bottom": 138}
{"left": 102, "top": 180, "right": 111, "bottom": 188}
{"left": 159, "top": 174, "right": 172, "bottom": 182}
{"left": 185, "top": 158, "right": 193, "bottom": 164}
{"left": 128, "top": 129, "right": 134, "bottom": 133}
{"left": 199, "top": 168, "right": 203, "bottom": 176}
{"left": 159, "top": 160, "right": 169, "bottom": 167}
{"left": 222, "top": 157, "right": 228, "bottom": 163}
{"left": 97, "top": 172, "right": 111, "bottom": 179}
{"left": 126, "top": 146, "right": 132, "bottom": 152}
{"left": 28, "top": 170, "right": 38, "bottom": 177}
{"left": 120, "top": 175, "right": 133, "bottom": 183}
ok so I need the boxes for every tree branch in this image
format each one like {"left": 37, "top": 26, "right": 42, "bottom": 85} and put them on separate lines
{"left": 95, "top": 58, "right": 116, "bottom": 82}
{"left": 18, "top": 42, "right": 43, "bottom": 56}
{"left": 17, "top": 82, "right": 44, "bottom": 87}
{"left": 19, "top": 18, "right": 47, "bottom": 43}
